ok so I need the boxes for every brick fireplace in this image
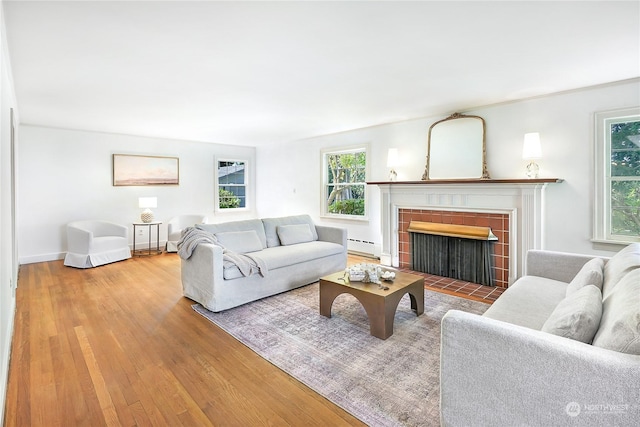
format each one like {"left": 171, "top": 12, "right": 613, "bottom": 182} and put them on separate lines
{"left": 399, "top": 208, "right": 509, "bottom": 288}
{"left": 370, "top": 178, "right": 562, "bottom": 287}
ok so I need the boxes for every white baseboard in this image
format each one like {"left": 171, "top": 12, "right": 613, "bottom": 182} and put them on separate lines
{"left": 19, "top": 252, "right": 65, "bottom": 264}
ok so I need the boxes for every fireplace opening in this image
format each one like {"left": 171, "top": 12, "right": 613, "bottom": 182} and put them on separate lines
{"left": 408, "top": 221, "right": 497, "bottom": 287}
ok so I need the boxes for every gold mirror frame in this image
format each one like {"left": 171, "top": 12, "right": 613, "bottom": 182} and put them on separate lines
{"left": 421, "top": 113, "right": 490, "bottom": 180}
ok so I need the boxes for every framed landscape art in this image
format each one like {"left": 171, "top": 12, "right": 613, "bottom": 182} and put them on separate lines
{"left": 113, "top": 154, "right": 179, "bottom": 186}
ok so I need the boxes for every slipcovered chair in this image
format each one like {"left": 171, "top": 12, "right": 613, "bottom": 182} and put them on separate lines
{"left": 166, "top": 214, "right": 208, "bottom": 252}
{"left": 64, "top": 220, "right": 131, "bottom": 268}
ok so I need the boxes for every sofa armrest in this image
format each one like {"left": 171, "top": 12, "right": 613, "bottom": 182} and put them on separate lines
{"left": 67, "top": 225, "right": 92, "bottom": 253}
{"left": 180, "top": 243, "right": 225, "bottom": 311}
{"left": 526, "top": 249, "right": 606, "bottom": 283}
{"left": 315, "top": 225, "right": 347, "bottom": 249}
{"left": 440, "top": 310, "right": 640, "bottom": 426}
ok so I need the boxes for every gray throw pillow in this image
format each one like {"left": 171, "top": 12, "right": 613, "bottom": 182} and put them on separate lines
{"left": 592, "top": 269, "right": 640, "bottom": 355}
{"left": 215, "top": 230, "right": 263, "bottom": 254}
{"left": 541, "top": 285, "right": 603, "bottom": 344}
{"left": 566, "top": 257, "right": 604, "bottom": 296}
{"left": 277, "top": 224, "right": 315, "bottom": 246}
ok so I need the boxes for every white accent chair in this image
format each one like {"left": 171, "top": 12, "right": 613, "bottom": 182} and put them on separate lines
{"left": 166, "top": 215, "right": 208, "bottom": 252}
{"left": 64, "top": 220, "right": 131, "bottom": 268}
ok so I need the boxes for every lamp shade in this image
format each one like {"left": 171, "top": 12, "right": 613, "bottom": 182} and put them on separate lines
{"left": 522, "top": 133, "right": 542, "bottom": 159}
{"left": 387, "top": 148, "right": 399, "bottom": 167}
{"left": 138, "top": 197, "right": 157, "bottom": 209}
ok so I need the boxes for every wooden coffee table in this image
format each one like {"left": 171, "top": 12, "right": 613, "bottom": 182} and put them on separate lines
{"left": 319, "top": 270, "right": 425, "bottom": 340}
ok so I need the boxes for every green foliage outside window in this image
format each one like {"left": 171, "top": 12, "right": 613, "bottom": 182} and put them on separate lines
{"left": 219, "top": 188, "right": 240, "bottom": 209}
{"left": 610, "top": 121, "right": 640, "bottom": 237}
{"left": 326, "top": 151, "right": 366, "bottom": 216}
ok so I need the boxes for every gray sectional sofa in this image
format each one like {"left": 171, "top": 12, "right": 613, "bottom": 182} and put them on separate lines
{"left": 441, "top": 243, "right": 640, "bottom": 426}
{"left": 180, "top": 214, "right": 347, "bottom": 312}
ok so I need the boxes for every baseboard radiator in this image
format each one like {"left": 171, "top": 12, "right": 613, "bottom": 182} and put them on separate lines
{"left": 347, "top": 238, "right": 378, "bottom": 258}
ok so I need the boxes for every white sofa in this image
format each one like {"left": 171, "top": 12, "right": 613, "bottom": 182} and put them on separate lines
{"left": 64, "top": 220, "right": 132, "bottom": 268}
{"left": 180, "top": 214, "right": 347, "bottom": 312}
{"left": 440, "top": 243, "right": 640, "bottom": 426}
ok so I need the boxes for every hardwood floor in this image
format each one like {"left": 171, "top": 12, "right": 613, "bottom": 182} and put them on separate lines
{"left": 5, "top": 253, "right": 495, "bottom": 426}
{"left": 4, "top": 254, "right": 367, "bottom": 426}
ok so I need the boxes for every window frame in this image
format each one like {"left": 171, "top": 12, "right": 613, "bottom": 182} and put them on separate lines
{"left": 215, "top": 158, "right": 250, "bottom": 213}
{"left": 320, "top": 144, "right": 369, "bottom": 221}
{"left": 593, "top": 107, "right": 640, "bottom": 244}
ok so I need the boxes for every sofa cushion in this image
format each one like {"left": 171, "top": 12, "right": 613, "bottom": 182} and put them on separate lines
{"left": 566, "top": 257, "right": 604, "bottom": 296}
{"left": 258, "top": 241, "right": 343, "bottom": 270}
{"left": 592, "top": 269, "right": 640, "bottom": 355}
{"left": 197, "top": 219, "right": 267, "bottom": 249}
{"left": 277, "top": 224, "right": 315, "bottom": 246}
{"left": 602, "top": 243, "right": 640, "bottom": 299}
{"left": 483, "top": 276, "right": 567, "bottom": 330}
{"left": 222, "top": 241, "right": 344, "bottom": 280}
{"left": 262, "top": 215, "right": 318, "bottom": 247}
{"left": 215, "top": 230, "right": 263, "bottom": 254}
{"left": 542, "top": 285, "right": 602, "bottom": 343}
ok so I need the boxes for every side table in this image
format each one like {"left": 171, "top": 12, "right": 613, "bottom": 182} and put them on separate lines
{"left": 132, "top": 222, "right": 162, "bottom": 256}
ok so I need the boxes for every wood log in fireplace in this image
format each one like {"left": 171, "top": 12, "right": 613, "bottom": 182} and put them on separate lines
{"left": 408, "top": 221, "right": 497, "bottom": 286}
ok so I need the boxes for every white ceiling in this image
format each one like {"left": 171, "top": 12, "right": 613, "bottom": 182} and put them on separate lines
{"left": 4, "top": 1, "right": 640, "bottom": 146}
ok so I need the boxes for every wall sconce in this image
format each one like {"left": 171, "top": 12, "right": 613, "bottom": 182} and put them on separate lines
{"left": 387, "top": 148, "right": 398, "bottom": 181}
{"left": 522, "top": 133, "right": 542, "bottom": 178}
{"left": 138, "top": 197, "right": 157, "bottom": 223}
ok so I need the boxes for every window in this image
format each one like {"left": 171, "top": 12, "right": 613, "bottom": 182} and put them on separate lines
{"left": 217, "top": 160, "right": 247, "bottom": 210}
{"left": 594, "top": 107, "right": 640, "bottom": 243}
{"left": 322, "top": 146, "right": 368, "bottom": 218}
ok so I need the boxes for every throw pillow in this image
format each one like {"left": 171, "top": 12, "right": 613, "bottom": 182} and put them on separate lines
{"left": 592, "top": 269, "right": 640, "bottom": 355}
{"left": 602, "top": 243, "right": 640, "bottom": 299}
{"left": 262, "top": 215, "right": 319, "bottom": 247}
{"left": 541, "top": 285, "right": 603, "bottom": 344}
{"left": 277, "top": 224, "right": 315, "bottom": 246}
{"left": 566, "top": 257, "right": 604, "bottom": 296}
{"left": 215, "top": 230, "right": 263, "bottom": 254}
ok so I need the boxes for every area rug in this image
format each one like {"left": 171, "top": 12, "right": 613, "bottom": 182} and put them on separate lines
{"left": 193, "top": 283, "right": 489, "bottom": 427}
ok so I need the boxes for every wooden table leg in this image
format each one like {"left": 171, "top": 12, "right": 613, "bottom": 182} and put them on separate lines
{"left": 319, "top": 280, "right": 343, "bottom": 318}
{"left": 409, "top": 280, "right": 425, "bottom": 315}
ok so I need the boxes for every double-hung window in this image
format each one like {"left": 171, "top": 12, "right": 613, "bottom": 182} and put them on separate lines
{"left": 594, "top": 107, "right": 640, "bottom": 243}
{"left": 217, "top": 160, "right": 247, "bottom": 210}
{"left": 322, "top": 145, "right": 368, "bottom": 219}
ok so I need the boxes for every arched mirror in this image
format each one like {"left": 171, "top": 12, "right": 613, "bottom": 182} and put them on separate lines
{"left": 422, "top": 113, "right": 490, "bottom": 180}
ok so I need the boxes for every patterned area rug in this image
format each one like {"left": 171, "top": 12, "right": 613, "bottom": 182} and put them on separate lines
{"left": 193, "top": 283, "right": 489, "bottom": 427}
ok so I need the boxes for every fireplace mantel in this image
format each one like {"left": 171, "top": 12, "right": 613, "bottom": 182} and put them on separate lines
{"left": 367, "top": 178, "right": 563, "bottom": 185}
{"left": 369, "top": 178, "right": 563, "bottom": 286}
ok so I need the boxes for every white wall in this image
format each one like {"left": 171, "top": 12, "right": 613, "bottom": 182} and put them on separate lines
{"left": 0, "top": 0, "right": 18, "bottom": 421}
{"left": 17, "top": 126, "right": 256, "bottom": 263}
{"left": 257, "top": 79, "right": 640, "bottom": 258}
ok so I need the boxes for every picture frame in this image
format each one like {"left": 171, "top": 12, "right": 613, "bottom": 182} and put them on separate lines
{"left": 113, "top": 154, "right": 179, "bottom": 186}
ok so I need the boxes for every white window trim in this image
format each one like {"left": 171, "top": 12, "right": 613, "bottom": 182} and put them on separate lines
{"left": 215, "top": 157, "right": 251, "bottom": 213}
{"left": 593, "top": 107, "right": 640, "bottom": 245}
{"left": 320, "top": 144, "right": 370, "bottom": 222}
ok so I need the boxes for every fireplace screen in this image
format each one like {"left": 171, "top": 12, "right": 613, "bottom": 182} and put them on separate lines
{"left": 408, "top": 221, "right": 496, "bottom": 286}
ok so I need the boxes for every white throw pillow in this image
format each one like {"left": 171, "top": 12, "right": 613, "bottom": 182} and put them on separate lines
{"left": 602, "top": 243, "right": 640, "bottom": 299}
{"left": 541, "top": 285, "right": 603, "bottom": 344}
{"left": 592, "top": 269, "right": 640, "bottom": 355}
{"left": 215, "top": 230, "right": 263, "bottom": 254}
{"left": 277, "top": 224, "right": 315, "bottom": 246}
{"left": 566, "top": 257, "right": 604, "bottom": 296}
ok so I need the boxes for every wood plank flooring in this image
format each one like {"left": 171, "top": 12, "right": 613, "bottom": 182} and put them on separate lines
{"left": 5, "top": 254, "right": 368, "bottom": 426}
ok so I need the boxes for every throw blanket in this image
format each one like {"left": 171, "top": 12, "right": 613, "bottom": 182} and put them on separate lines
{"left": 177, "top": 227, "right": 268, "bottom": 277}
